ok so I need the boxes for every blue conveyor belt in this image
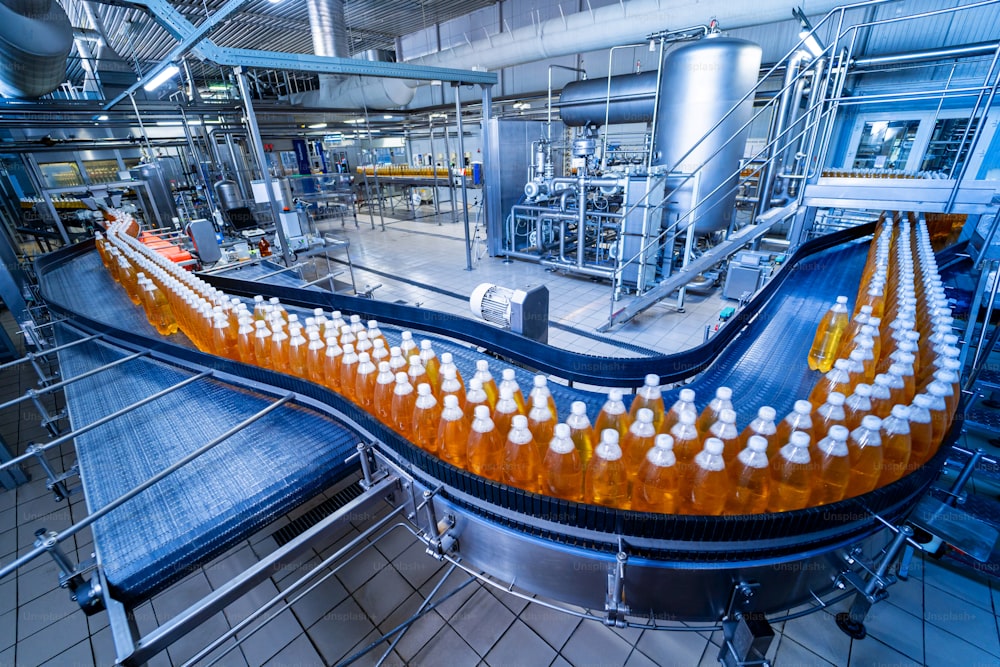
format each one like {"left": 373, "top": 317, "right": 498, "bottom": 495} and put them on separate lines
{"left": 54, "top": 332, "right": 360, "bottom": 603}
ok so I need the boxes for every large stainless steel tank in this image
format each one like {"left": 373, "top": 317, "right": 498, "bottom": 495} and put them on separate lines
{"left": 558, "top": 72, "right": 658, "bottom": 127}
{"left": 213, "top": 179, "right": 242, "bottom": 211}
{"left": 654, "top": 36, "right": 761, "bottom": 234}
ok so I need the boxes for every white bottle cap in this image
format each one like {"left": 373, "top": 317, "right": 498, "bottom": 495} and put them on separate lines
{"left": 679, "top": 388, "right": 695, "bottom": 402}
{"left": 853, "top": 383, "right": 872, "bottom": 397}
{"left": 367, "top": 319, "right": 378, "bottom": 328}
{"left": 571, "top": 401, "right": 587, "bottom": 415}
{"left": 421, "top": 339, "right": 432, "bottom": 350}
{"left": 716, "top": 386, "right": 733, "bottom": 400}
{"left": 443, "top": 395, "right": 459, "bottom": 409}
{"left": 836, "top": 295, "right": 848, "bottom": 304}
{"left": 358, "top": 352, "right": 370, "bottom": 363}
{"left": 474, "top": 405, "right": 491, "bottom": 419}
{"left": 554, "top": 423, "right": 571, "bottom": 439}
{"left": 534, "top": 375, "right": 548, "bottom": 388}
{"left": 476, "top": 359, "right": 489, "bottom": 371}
{"left": 600, "top": 429, "right": 620, "bottom": 445}
{"left": 891, "top": 404, "right": 910, "bottom": 419}
{"left": 704, "top": 437, "right": 724, "bottom": 456}
{"left": 828, "top": 425, "right": 849, "bottom": 441}
{"left": 378, "top": 361, "right": 391, "bottom": 372}
{"left": 654, "top": 433, "right": 674, "bottom": 450}
{"left": 861, "top": 415, "right": 882, "bottom": 430}
{"left": 469, "top": 377, "right": 483, "bottom": 390}
{"left": 502, "top": 368, "right": 516, "bottom": 381}
{"left": 342, "top": 343, "right": 354, "bottom": 353}
{"left": 794, "top": 400, "right": 812, "bottom": 414}
{"left": 417, "top": 383, "right": 432, "bottom": 396}
{"left": 608, "top": 389, "right": 623, "bottom": 401}
{"left": 644, "top": 373, "right": 659, "bottom": 386}
{"left": 395, "top": 372, "right": 408, "bottom": 383}
{"left": 790, "top": 431, "right": 810, "bottom": 448}
{"left": 826, "top": 392, "right": 845, "bottom": 406}
{"left": 390, "top": 346, "right": 402, "bottom": 356}
{"left": 758, "top": 406, "right": 776, "bottom": 421}
{"left": 533, "top": 393, "right": 549, "bottom": 409}
{"left": 678, "top": 411, "right": 696, "bottom": 425}
{"left": 747, "top": 435, "right": 768, "bottom": 452}
{"left": 441, "top": 352, "right": 453, "bottom": 364}
{"left": 719, "top": 408, "right": 736, "bottom": 424}
{"left": 512, "top": 415, "right": 528, "bottom": 429}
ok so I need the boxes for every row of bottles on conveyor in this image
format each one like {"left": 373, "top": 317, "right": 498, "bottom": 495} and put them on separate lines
{"left": 96, "top": 211, "right": 957, "bottom": 515}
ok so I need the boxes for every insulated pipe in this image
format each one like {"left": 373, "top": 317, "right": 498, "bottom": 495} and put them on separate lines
{"left": 0, "top": 0, "right": 74, "bottom": 98}
{"left": 853, "top": 41, "right": 1000, "bottom": 69}
{"left": 759, "top": 51, "right": 805, "bottom": 210}
{"left": 306, "top": 0, "right": 348, "bottom": 89}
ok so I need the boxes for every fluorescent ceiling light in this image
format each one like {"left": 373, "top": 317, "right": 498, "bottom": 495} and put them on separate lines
{"left": 96, "top": 114, "right": 108, "bottom": 121}
{"left": 308, "top": 122, "right": 328, "bottom": 129}
{"left": 143, "top": 64, "right": 180, "bottom": 91}
{"left": 344, "top": 118, "right": 364, "bottom": 124}
{"left": 383, "top": 114, "right": 394, "bottom": 120}
{"left": 156, "top": 119, "right": 201, "bottom": 126}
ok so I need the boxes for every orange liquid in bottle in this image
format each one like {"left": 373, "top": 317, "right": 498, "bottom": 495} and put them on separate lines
{"left": 502, "top": 415, "right": 540, "bottom": 493}
{"left": 807, "top": 296, "right": 851, "bottom": 373}
{"left": 437, "top": 395, "right": 469, "bottom": 468}
{"left": 686, "top": 437, "right": 728, "bottom": 516}
{"left": 630, "top": 374, "right": 665, "bottom": 431}
{"left": 726, "top": 435, "right": 770, "bottom": 515}
{"left": 630, "top": 434, "right": 680, "bottom": 514}
{"left": 908, "top": 394, "right": 935, "bottom": 467}
{"left": 541, "top": 424, "right": 583, "bottom": 502}
{"left": 411, "top": 384, "right": 441, "bottom": 453}
{"left": 843, "top": 416, "right": 883, "bottom": 499}
{"left": 768, "top": 431, "right": 812, "bottom": 512}
{"left": 467, "top": 406, "right": 503, "bottom": 482}
{"left": 584, "top": 430, "right": 628, "bottom": 509}
{"left": 594, "top": 389, "right": 631, "bottom": 443}
{"left": 811, "top": 425, "right": 851, "bottom": 506}
{"left": 390, "top": 373, "right": 416, "bottom": 438}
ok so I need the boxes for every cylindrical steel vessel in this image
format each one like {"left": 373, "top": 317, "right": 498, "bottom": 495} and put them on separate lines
{"left": 213, "top": 179, "right": 242, "bottom": 212}
{"left": 653, "top": 36, "right": 761, "bottom": 234}
{"left": 558, "top": 72, "right": 658, "bottom": 127}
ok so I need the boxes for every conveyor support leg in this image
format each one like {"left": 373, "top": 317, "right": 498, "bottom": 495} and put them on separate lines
{"left": 835, "top": 525, "right": 913, "bottom": 639}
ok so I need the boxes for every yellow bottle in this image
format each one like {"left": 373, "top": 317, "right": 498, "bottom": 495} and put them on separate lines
{"left": 465, "top": 377, "right": 490, "bottom": 416}
{"left": 339, "top": 343, "right": 359, "bottom": 402}
{"left": 773, "top": 400, "right": 814, "bottom": 460}
{"left": 390, "top": 372, "right": 416, "bottom": 438}
{"left": 354, "top": 352, "right": 378, "bottom": 411}
{"left": 584, "top": 429, "right": 628, "bottom": 509}
{"left": 439, "top": 366, "right": 466, "bottom": 412}
{"left": 738, "top": 406, "right": 778, "bottom": 457}
{"left": 399, "top": 331, "right": 418, "bottom": 364}
{"left": 388, "top": 345, "right": 408, "bottom": 375}
{"left": 807, "top": 296, "right": 850, "bottom": 372}
{"left": 252, "top": 321, "right": 272, "bottom": 368}
{"left": 322, "top": 338, "right": 343, "bottom": 392}
{"left": 809, "top": 359, "right": 853, "bottom": 408}
{"left": 907, "top": 394, "right": 934, "bottom": 467}
{"left": 502, "top": 414, "right": 540, "bottom": 493}
{"left": 529, "top": 375, "right": 558, "bottom": 422}
{"left": 499, "top": 369, "right": 526, "bottom": 414}
{"left": 412, "top": 383, "right": 441, "bottom": 452}
{"left": 235, "top": 317, "right": 256, "bottom": 365}
{"left": 467, "top": 405, "right": 502, "bottom": 482}
{"left": 594, "top": 389, "right": 631, "bottom": 443}
{"left": 287, "top": 325, "right": 308, "bottom": 378}
{"left": 726, "top": 434, "right": 770, "bottom": 515}
{"left": 631, "top": 433, "right": 680, "bottom": 514}
{"left": 770, "top": 430, "right": 814, "bottom": 512}
{"left": 687, "top": 437, "right": 728, "bottom": 516}
{"left": 707, "top": 408, "right": 740, "bottom": 466}
{"left": 629, "top": 374, "right": 665, "bottom": 431}
{"left": 814, "top": 391, "right": 848, "bottom": 441}
{"left": 877, "top": 404, "right": 912, "bottom": 487}
{"left": 661, "top": 388, "right": 697, "bottom": 436}
{"left": 696, "top": 386, "right": 734, "bottom": 436}
{"left": 373, "top": 361, "right": 396, "bottom": 422}
{"left": 305, "top": 331, "right": 326, "bottom": 384}
{"left": 844, "top": 415, "right": 883, "bottom": 498}
{"left": 811, "top": 424, "right": 851, "bottom": 506}
{"left": 493, "top": 385, "right": 523, "bottom": 444}
{"left": 566, "top": 401, "right": 595, "bottom": 467}
{"left": 844, "top": 383, "right": 873, "bottom": 431}
{"left": 437, "top": 394, "right": 469, "bottom": 468}
{"left": 527, "top": 393, "right": 557, "bottom": 459}
{"left": 541, "top": 423, "right": 583, "bottom": 502}
{"left": 418, "top": 340, "right": 441, "bottom": 394}
{"left": 439, "top": 352, "right": 463, "bottom": 387}
{"left": 622, "top": 408, "right": 657, "bottom": 472}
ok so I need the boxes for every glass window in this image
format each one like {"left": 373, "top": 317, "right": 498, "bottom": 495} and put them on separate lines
{"left": 921, "top": 117, "right": 979, "bottom": 175}
{"left": 82, "top": 159, "right": 120, "bottom": 184}
{"left": 852, "top": 120, "right": 920, "bottom": 170}
{"left": 38, "top": 162, "right": 83, "bottom": 188}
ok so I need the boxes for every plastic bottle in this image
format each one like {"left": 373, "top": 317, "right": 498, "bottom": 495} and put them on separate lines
{"left": 349, "top": 314, "right": 365, "bottom": 336}
{"left": 838, "top": 305, "right": 873, "bottom": 357}
{"left": 502, "top": 414, "right": 539, "bottom": 493}
{"left": 622, "top": 408, "right": 657, "bottom": 471}
{"left": 844, "top": 415, "right": 883, "bottom": 499}
{"left": 630, "top": 434, "right": 679, "bottom": 514}
{"left": 211, "top": 313, "right": 237, "bottom": 360}
{"left": 354, "top": 352, "right": 378, "bottom": 410}
{"left": 354, "top": 330, "right": 373, "bottom": 358}
{"left": 907, "top": 394, "right": 935, "bottom": 467}
{"left": 437, "top": 395, "right": 469, "bottom": 468}
{"left": 412, "top": 383, "right": 441, "bottom": 452}
{"left": 541, "top": 423, "right": 583, "bottom": 502}
{"left": 252, "top": 320, "right": 272, "bottom": 368}
{"left": 322, "top": 337, "right": 343, "bottom": 392}
{"left": 473, "top": 360, "right": 499, "bottom": 408}
{"left": 697, "top": 386, "right": 734, "bottom": 435}
{"left": 467, "top": 405, "right": 502, "bottom": 482}
{"left": 811, "top": 425, "right": 851, "bottom": 506}
{"left": 143, "top": 279, "right": 179, "bottom": 336}
{"left": 594, "top": 389, "right": 631, "bottom": 442}
{"left": 925, "top": 382, "right": 951, "bottom": 447}
{"left": 809, "top": 359, "right": 853, "bottom": 408}
{"left": 529, "top": 375, "right": 558, "bottom": 421}
{"left": 268, "top": 296, "right": 288, "bottom": 322}
{"left": 670, "top": 410, "right": 702, "bottom": 468}
{"left": 439, "top": 366, "right": 465, "bottom": 411}
{"left": 726, "top": 434, "right": 770, "bottom": 515}
{"left": 773, "top": 400, "right": 814, "bottom": 459}
{"left": 339, "top": 344, "right": 359, "bottom": 402}
{"left": 388, "top": 346, "right": 408, "bottom": 375}
{"left": 399, "top": 331, "right": 418, "bottom": 362}
{"left": 868, "top": 373, "right": 895, "bottom": 419}
{"left": 814, "top": 392, "right": 848, "bottom": 440}
{"left": 366, "top": 319, "right": 385, "bottom": 348}
{"left": 406, "top": 359, "right": 428, "bottom": 397}
{"left": 768, "top": 431, "right": 813, "bottom": 512}
{"left": 373, "top": 361, "right": 396, "bottom": 422}
{"left": 527, "top": 393, "right": 557, "bottom": 458}
{"left": 465, "top": 377, "right": 490, "bottom": 416}
{"left": 235, "top": 317, "right": 256, "bottom": 365}
{"left": 844, "top": 383, "right": 873, "bottom": 431}
{"left": 687, "top": 437, "right": 728, "bottom": 516}
{"left": 562, "top": 401, "right": 595, "bottom": 467}
{"left": 493, "top": 385, "right": 523, "bottom": 443}
{"left": 739, "top": 406, "right": 778, "bottom": 455}
{"left": 807, "top": 296, "right": 851, "bottom": 372}
{"left": 878, "top": 405, "right": 912, "bottom": 487}
{"left": 584, "top": 429, "right": 628, "bottom": 509}
{"left": 287, "top": 325, "right": 308, "bottom": 378}
{"left": 885, "top": 362, "right": 913, "bottom": 406}
{"left": 499, "top": 369, "right": 526, "bottom": 414}
{"left": 305, "top": 331, "right": 326, "bottom": 384}
{"left": 439, "top": 352, "right": 463, "bottom": 387}
{"left": 370, "top": 338, "right": 389, "bottom": 367}
{"left": 418, "top": 340, "right": 441, "bottom": 393}
{"left": 629, "top": 374, "right": 665, "bottom": 430}
{"left": 707, "top": 408, "right": 740, "bottom": 465}
{"left": 662, "top": 388, "right": 697, "bottom": 435}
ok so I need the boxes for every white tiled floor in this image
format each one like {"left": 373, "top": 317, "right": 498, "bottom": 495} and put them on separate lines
{"left": 4, "top": 213, "right": 1000, "bottom": 666}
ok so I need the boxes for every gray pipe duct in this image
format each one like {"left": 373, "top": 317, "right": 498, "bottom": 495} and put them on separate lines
{"left": 0, "top": 0, "right": 74, "bottom": 98}
{"left": 307, "top": 0, "right": 348, "bottom": 89}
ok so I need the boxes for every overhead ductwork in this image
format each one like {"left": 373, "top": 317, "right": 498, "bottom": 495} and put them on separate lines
{"left": 0, "top": 0, "right": 74, "bottom": 98}
{"left": 307, "top": 0, "right": 348, "bottom": 89}
{"left": 293, "top": 0, "right": 850, "bottom": 110}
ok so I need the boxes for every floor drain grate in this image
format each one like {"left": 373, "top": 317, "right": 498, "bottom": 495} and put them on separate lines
{"left": 270, "top": 482, "right": 365, "bottom": 547}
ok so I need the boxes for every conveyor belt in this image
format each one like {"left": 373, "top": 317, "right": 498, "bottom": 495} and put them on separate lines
{"left": 209, "top": 259, "right": 325, "bottom": 290}
{"left": 53, "top": 331, "right": 361, "bottom": 604}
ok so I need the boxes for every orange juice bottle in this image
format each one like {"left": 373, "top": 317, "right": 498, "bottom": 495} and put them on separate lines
{"left": 925, "top": 382, "right": 951, "bottom": 447}
{"left": 811, "top": 424, "right": 851, "bottom": 506}
{"left": 252, "top": 321, "right": 272, "bottom": 368}
{"left": 845, "top": 347, "right": 873, "bottom": 390}
{"left": 773, "top": 400, "right": 814, "bottom": 460}
{"left": 631, "top": 434, "right": 680, "bottom": 514}
{"left": 844, "top": 383, "right": 873, "bottom": 431}
{"left": 322, "top": 337, "right": 343, "bottom": 391}
{"left": 493, "top": 385, "right": 523, "bottom": 443}
{"left": 877, "top": 404, "right": 912, "bottom": 486}
{"left": 465, "top": 377, "right": 490, "bottom": 416}
{"left": 439, "top": 352, "right": 463, "bottom": 387}
{"left": 908, "top": 394, "right": 934, "bottom": 467}
{"left": 529, "top": 375, "right": 558, "bottom": 421}
{"left": 527, "top": 393, "right": 556, "bottom": 458}
{"left": 407, "top": 359, "right": 428, "bottom": 397}
{"left": 584, "top": 429, "right": 628, "bottom": 509}
{"left": 467, "top": 405, "right": 502, "bottom": 482}
{"left": 930, "top": 367, "right": 960, "bottom": 417}
{"left": 726, "top": 434, "right": 770, "bottom": 515}
{"left": 662, "top": 388, "right": 697, "bottom": 435}
{"left": 236, "top": 317, "right": 256, "bottom": 365}
{"left": 886, "top": 361, "right": 914, "bottom": 405}
{"left": 339, "top": 344, "right": 360, "bottom": 402}
{"left": 838, "top": 305, "right": 873, "bottom": 357}
{"left": 473, "top": 360, "right": 499, "bottom": 408}
{"left": 418, "top": 340, "right": 441, "bottom": 393}
{"left": 687, "top": 437, "right": 728, "bottom": 516}
{"left": 287, "top": 325, "right": 308, "bottom": 378}
{"left": 768, "top": 431, "right": 812, "bottom": 512}
{"left": 355, "top": 330, "right": 373, "bottom": 359}
{"left": 566, "top": 401, "right": 595, "bottom": 467}
{"left": 844, "top": 415, "right": 883, "bottom": 498}
{"left": 388, "top": 346, "right": 408, "bottom": 375}
{"left": 594, "top": 389, "right": 631, "bottom": 442}
{"left": 399, "top": 331, "right": 418, "bottom": 363}
{"left": 305, "top": 331, "right": 326, "bottom": 384}
{"left": 809, "top": 359, "right": 852, "bottom": 408}
{"left": 541, "top": 423, "right": 583, "bottom": 502}
{"left": 499, "top": 369, "right": 526, "bottom": 414}
{"left": 437, "top": 395, "right": 469, "bottom": 468}
{"left": 439, "top": 366, "right": 465, "bottom": 411}
{"left": 869, "top": 374, "right": 895, "bottom": 419}
{"left": 373, "top": 361, "right": 396, "bottom": 422}
{"left": 739, "top": 406, "right": 778, "bottom": 454}
{"left": 622, "top": 408, "right": 657, "bottom": 471}
{"left": 354, "top": 352, "right": 378, "bottom": 411}
{"left": 808, "top": 296, "right": 850, "bottom": 372}
{"left": 412, "top": 383, "right": 441, "bottom": 452}
{"left": 629, "top": 374, "right": 665, "bottom": 430}
{"left": 211, "top": 313, "right": 237, "bottom": 360}
{"left": 707, "top": 408, "right": 740, "bottom": 465}
{"left": 366, "top": 319, "right": 386, "bottom": 348}
{"left": 269, "top": 324, "right": 290, "bottom": 373}
{"left": 814, "top": 392, "right": 847, "bottom": 440}
{"left": 697, "top": 386, "right": 734, "bottom": 435}
{"left": 502, "top": 414, "right": 539, "bottom": 493}
{"left": 349, "top": 314, "right": 365, "bottom": 336}
{"left": 371, "top": 338, "right": 389, "bottom": 366}
{"left": 670, "top": 410, "right": 702, "bottom": 467}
